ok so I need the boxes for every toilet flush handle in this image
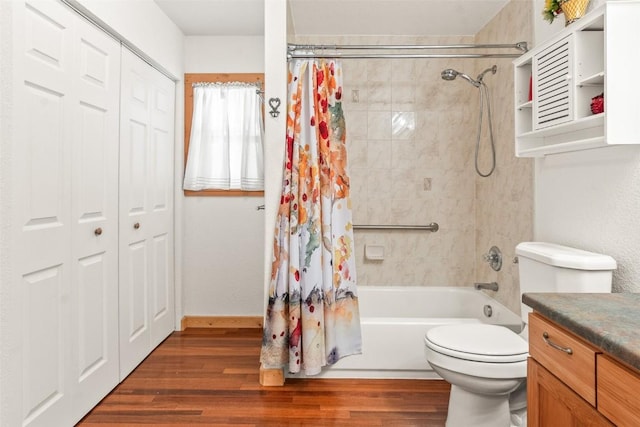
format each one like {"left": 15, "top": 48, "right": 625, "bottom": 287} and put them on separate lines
{"left": 542, "top": 332, "right": 573, "bottom": 355}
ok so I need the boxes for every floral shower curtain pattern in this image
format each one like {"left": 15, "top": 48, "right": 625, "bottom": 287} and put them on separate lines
{"left": 260, "top": 59, "right": 362, "bottom": 376}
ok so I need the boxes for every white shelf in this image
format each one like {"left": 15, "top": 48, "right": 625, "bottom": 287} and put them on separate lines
{"left": 513, "top": 2, "right": 640, "bottom": 157}
{"left": 517, "top": 137, "right": 606, "bottom": 157}
{"left": 578, "top": 72, "right": 604, "bottom": 86}
{"left": 517, "top": 100, "right": 533, "bottom": 110}
{"left": 517, "top": 113, "right": 604, "bottom": 139}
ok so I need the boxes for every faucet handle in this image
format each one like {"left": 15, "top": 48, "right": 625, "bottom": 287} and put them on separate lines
{"left": 483, "top": 252, "right": 496, "bottom": 262}
{"left": 483, "top": 246, "right": 502, "bottom": 271}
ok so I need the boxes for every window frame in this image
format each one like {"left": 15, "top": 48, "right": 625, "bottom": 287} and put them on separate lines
{"left": 183, "top": 73, "right": 265, "bottom": 197}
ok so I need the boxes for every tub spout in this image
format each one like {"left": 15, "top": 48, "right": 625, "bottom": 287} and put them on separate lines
{"left": 474, "top": 282, "right": 499, "bottom": 291}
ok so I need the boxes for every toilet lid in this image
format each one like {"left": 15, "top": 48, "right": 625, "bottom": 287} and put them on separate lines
{"left": 425, "top": 324, "right": 528, "bottom": 363}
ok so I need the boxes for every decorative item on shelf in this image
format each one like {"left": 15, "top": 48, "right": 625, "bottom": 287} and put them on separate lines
{"left": 543, "top": 0, "right": 563, "bottom": 23}
{"left": 543, "top": 0, "right": 590, "bottom": 26}
{"left": 591, "top": 93, "right": 604, "bottom": 115}
{"left": 559, "top": 0, "right": 590, "bottom": 26}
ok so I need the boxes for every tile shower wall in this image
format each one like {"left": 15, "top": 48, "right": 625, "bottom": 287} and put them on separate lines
{"left": 295, "top": 1, "right": 535, "bottom": 310}
{"left": 295, "top": 35, "right": 479, "bottom": 286}
{"left": 474, "top": 1, "right": 534, "bottom": 314}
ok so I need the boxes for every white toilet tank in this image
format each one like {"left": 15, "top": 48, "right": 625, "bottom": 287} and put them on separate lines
{"left": 516, "top": 242, "right": 616, "bottom": 324}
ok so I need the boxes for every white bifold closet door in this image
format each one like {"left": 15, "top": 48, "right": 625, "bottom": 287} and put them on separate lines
{"left": 13, "top": 0, "right": 121, "bottom": 426}
{"left": 119, "top": 48, "right": 176, "bottom": 380}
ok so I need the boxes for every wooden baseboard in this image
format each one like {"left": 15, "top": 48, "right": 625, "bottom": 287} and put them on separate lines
{"left": 260, "top": 366, "right": 285, "bottom": 386}
{"left": 181, "top": 316, "right": 263, "bottom": 331}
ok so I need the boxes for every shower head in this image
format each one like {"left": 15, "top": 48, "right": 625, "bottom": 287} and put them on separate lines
{"left": 441, "top": 65, "right": 498, "bottom": 88}
{"left": 440, "top": 68, "right": 481, "bottom": 87}
{"left": 440, "top": 69, "right": 459, "bottom": 81}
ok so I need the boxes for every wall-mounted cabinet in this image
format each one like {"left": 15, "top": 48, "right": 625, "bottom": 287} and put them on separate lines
{"left": 514, "top": 2, "right": 640, "bottom": 157}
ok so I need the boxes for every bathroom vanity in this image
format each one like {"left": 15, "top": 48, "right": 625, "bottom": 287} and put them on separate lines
{"left": 523, "top": 293, "right": 640, "bottom": 426}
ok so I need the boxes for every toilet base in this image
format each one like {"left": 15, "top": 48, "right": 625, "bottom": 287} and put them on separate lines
{"left": 446, "top": 385, "right": 511, "bottom": 427}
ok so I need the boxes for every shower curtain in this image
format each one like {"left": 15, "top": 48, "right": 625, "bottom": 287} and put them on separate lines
{"left": 260, "top": 59, "right": 362, "bottom": 376}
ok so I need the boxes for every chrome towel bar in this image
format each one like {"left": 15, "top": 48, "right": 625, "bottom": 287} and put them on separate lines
{"left": 353, "top": 222, "right": 439, "bottom": 232}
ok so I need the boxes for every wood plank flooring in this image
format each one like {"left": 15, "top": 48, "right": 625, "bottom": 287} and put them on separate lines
{"left": 78, "top": 328, "right": 450, "bottom": 426}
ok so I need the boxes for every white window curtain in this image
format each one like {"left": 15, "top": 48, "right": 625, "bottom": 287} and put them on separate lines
{"left": 183, "top": 82, "right": 264, "bottom": 191}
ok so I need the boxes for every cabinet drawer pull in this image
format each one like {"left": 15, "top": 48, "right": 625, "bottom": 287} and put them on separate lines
{"left": 543, "top": 331, "right": 573, "bottom": 355}
{"left": 94, "top": 227, "right": 103, "bottom": 236}
{"left": 134, "top": 222, "right": 140, "bottom": 230}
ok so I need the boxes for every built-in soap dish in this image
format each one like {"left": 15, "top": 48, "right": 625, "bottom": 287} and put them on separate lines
{"left": 365, "top": 244, "right": 384, "bottom": 261}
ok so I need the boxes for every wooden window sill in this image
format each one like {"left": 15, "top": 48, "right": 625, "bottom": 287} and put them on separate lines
{"left": 183, "top": 190, "right": 264, "bottom": 197}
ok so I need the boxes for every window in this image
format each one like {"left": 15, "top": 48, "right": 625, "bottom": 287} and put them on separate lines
{"left": 183, "top": 73, "right": 265, "bottom": 196}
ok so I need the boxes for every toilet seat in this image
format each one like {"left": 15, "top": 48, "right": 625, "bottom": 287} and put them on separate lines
{"left": 424, "top": 324, "right": 528, "bottom": 379}
{"left": 425, "top": 324, "right": 528, "bottom": 363}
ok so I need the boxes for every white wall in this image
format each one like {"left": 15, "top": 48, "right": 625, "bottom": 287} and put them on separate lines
{"left": 185, "top": 36, "right": 264, "bottom": 71}
{"left": 73, "top": 0, "right": 184, "bottom": 78}
{"left": 263, "top": 0, "right": 289, "bottom": 312}
{"left": 533, "top": 0, "right": 640, "bottom": 292}
{"left": 182, "top": 36, "right": 266, "bottom": 316}
{"left": 536, "top": 146, "right": 640, "bottom": 292}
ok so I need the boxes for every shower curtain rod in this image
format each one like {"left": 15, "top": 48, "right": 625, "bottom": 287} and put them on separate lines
{"left": 287, "top": 42, "right": 528, "bottom": 60}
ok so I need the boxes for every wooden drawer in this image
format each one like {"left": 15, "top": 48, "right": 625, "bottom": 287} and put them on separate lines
{"left": 528, "top": 313, "right": 598, "bottom": 406}
{"left": 597, "top": 354, "right": 640, "bottom": 426}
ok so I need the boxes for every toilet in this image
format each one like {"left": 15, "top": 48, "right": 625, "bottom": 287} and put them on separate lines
{"left": 424, "top": 242, "right": 617, "bottom": 427}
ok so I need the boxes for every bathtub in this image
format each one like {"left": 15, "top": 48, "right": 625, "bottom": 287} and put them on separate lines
{"left": 290, "top": 286, "right": 523, "bottom": 379}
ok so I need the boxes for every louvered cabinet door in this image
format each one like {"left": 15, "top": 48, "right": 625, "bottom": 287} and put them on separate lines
{"left": 533, "top": 36, "right": 574, "bottom": 130}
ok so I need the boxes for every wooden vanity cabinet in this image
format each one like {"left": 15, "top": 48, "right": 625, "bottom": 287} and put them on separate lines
{"left": 527, "top": 312, "right": 640, "bottom": 426}
{"left": 528, "top": 313, "right": 612, "bottom": 426}
{"left": 598, "top": 354, "right": 640, "bottom": 426}
{"left": 528, "top": 358, "right": 613, "bottom": 426}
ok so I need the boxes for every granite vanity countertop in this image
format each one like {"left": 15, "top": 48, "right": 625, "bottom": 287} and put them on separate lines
{"left": 522, "top": 293, "right": 640, "bottom": 372}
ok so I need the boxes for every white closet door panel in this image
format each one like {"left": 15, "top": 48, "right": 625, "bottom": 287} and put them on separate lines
{"left": 150, "top": 232, "right": 172, "bottom": 346}
{"left": 119, "top": 48, "right": 175, "bottom": 378}
{"left": 119, "top": 49, "right": 152, "bottom": 379}
{"left": 125, "top": 119, "right": 149, "bottom": 214}
{"left": 127, "top": 242, "right": 149, "bottom": 334}
{"left": 119, "top": 239, "right": 151, "bottom": 378}
{"left": 148, "top": 69, "right": 175, "bottom": 347}
{"left": 150, "top": 127, "right": 171, "bottom": 213}
{"left": 70, "top": 16, "right": 120, "bottom": 422}
{"left": 149, "top": 70, "right": 174, "bottom": 220}
{"left": 21, "top": 82, "right": 68, "bottom": 242}
{"left": 17, "top": 2, "right": 74, "bottom": 426}
{"left": 150, "top": 79, "right": 172, "bottom": 207}
{"left": 122, "top": 64, "right": 150, "bottom": 217}
{"left": 21, "top": 266, "right": 67, "bottom": 427}
{"left": 76, "top": 253, "right": 109, "bottom": 370}
{"left": 20, "top": 0, "right": 72, "bottom": 252}
{"left": 23, "top": 0, "right": 71, "bottom": 88}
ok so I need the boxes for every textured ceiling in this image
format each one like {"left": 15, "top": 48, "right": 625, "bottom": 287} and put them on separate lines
{"left": 154, "top": 0, "right": 510, "bottom": 37}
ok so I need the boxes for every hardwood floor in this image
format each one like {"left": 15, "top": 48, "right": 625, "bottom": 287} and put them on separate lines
{"left": 78, "top": 328, "right": 450, "bottom": 426}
